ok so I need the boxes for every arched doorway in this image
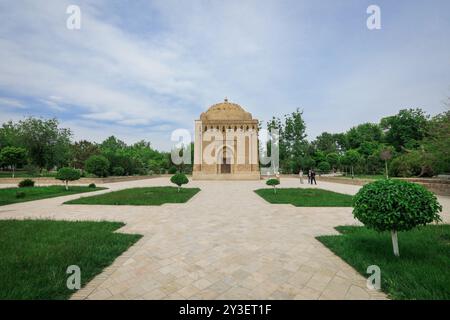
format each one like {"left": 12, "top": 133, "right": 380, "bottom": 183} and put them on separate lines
{"left": 217, "top": 145, "right": 233, "bottom": 174}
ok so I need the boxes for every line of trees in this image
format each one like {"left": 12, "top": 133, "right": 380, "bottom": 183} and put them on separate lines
{"left": 0, "top": 117, "right": 189, "bottom": 177}
{"left": 265, "top": 107, "right": 450, "bottom": 177}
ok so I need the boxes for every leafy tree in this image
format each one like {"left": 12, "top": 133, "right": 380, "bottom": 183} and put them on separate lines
{"left": 170, "top": 173, "right": 189, "bottom": 192}
{"left": 422, "top": 110, "right": 450, "bottom": 174}
{"left": 71, "top": 140, "right": 99, "bottom": 169}
{"left": 0, "top": 146, "right": 27, "bottom": 177}
{"left": 17, "top": 117, "right": 72, "bottom": 171}
{"left": 317, "top": 161, "right": 331, "bottom": 174}
{"left": 326, "top": 152, "right": 340, "bottom": 171}
{"left": 345, "top": 123, "right": 383, "bottom": 150}
{"left": 0, "top": 121, "right": 22, "bottom": 148}
{"left": 343, "top": 149, "right": 360, "bottom": 178}
{"left": 85, "top": 155, "right": 109, "bottom": 177}
{"left": 380, "top": 147, "right": 394, "bottom": 178}
{"left": 56, "top": 167, "right": 81, "bottom": 190}
{"left": 380, "top": 108, "right": 429, "bottom": 151}
{"left": 266, "top": 178, "right": 280, "bottom": 193}
{"left": 353, "top": 179, "right": 442, "bottom": 256}
{"left": 313, "top": 132, "right": 340, "bottom": 154}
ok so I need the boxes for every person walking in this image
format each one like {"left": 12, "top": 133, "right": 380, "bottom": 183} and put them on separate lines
{"left": 311, "top": 169, "right": 317, "bottom": 185}
{"left": 299, "top": 169, "right": 304, "bottom": 184}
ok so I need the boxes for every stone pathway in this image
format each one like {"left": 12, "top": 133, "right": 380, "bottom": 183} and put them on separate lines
{"left": 1, "top": 177, "right": 448, "bottom": 300}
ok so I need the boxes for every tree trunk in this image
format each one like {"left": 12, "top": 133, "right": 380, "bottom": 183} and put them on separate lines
{"left": 385, "top": 160, "right": 389, "bottom": 179}
{"left": 65, "top": 180, "right": 69, "bottom": 191}
{"left": 178, "top": 186, "right": 180, "bottom": 193}
{"left": 273, "top": 186, "right": 276, "bottom": 194}
{"left": 351, "top": 165, "right": 354, "bottom": 179}
{"left": 391, "top": 230, "right": 399, "bottom": 257}
{"left": 12, "top": 165, "right": 15, "bottom": 178}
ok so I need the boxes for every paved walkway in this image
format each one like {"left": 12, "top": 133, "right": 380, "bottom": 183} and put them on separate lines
{"left": 1, "top": 177, "right": 448, "bottom": 300}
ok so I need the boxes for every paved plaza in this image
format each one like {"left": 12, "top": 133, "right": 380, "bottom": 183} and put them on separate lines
{"left": 1, "top": 177, "right": 448, "bottom": 300}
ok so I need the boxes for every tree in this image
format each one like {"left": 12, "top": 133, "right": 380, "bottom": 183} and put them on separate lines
{"left": 317, "top": 161, "right": 331, "bottom": 174}
{"left": 346, "top": 123, "right": 383, "bottom": 150}
{"left": 71, "top": 140, "right": 99, "bottom": 169}
{"left": 56, "top": 167, "right": 81, "bottom": 190}
{"left": 85, "top": 155, "right": 110, "bottom": 177}
{"left": 380, "top": 147, "right": 393, "bottom": 178}
{"left": 266, "top": 178, "right": 280, "bottom": 193}
{"left": 170, "top": 173, "right": 189, "bottom": 192}
{"left": 326, "top": 152, "right": 340, "bottom": 171}
{"left": 313, "top": 132, "right": 340, "bottom": 154}
{"left": 0, "top": 146, "right": 27, "bottom": 177}
{"left": 353, "top": 179, "right": 442, "bottom": 256}
{"left": 0, "top": 121, "right": 22, "bottom": 149}
{"left": 380, "top": 108, "right": 429, "bottom": 151}
{"left": 422, "top": 110, "right": 450, "bottom": 174}
{"left": 343, "top": 149, "right": 360, "bottom": 178}
{"left": 17, "top": 117, "right": 72, "bottom": 171}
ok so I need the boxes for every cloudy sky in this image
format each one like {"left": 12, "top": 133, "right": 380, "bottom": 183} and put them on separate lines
{"left": 0, "top": 0, "right": 449, "bottom": 150}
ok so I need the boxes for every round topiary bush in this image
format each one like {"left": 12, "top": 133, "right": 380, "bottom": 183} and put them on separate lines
{"left": 353, "top": 179, "right": 442, "bottom": 256}
{"left": 266, "top": 178, "right": 280, "bottom": 193}
{"left": 18, "top": 179, "right": 35, "bottom": 188}
{"left": 168, "top": 166, "right": 178, "bottom": 174}
{"left": 88, "top": 183, "right": 96, "bottom": 188}
{"left": 56, "top": 167, "right": 81, "bottom": 190}
{"left": 170, "top": 173, "right": 189, "bottom": 192}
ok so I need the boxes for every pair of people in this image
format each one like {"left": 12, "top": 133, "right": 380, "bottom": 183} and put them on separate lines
{"left": 299, "top": 169, "right": 317, "bottom": 185}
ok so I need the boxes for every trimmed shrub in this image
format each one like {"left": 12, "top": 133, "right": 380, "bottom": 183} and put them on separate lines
{"left": 56, "top": 167, "right": 81, "bottom": 190}
{"left": 353, "top": 179, "right": 442, "bottom": 256}
{"left": 112, "top": 166, "right": 125, "bottom": 176}
{"left": 168, "top": 166, "right": 177, "bottom": 174}
{"left": 88, "top": 183, "right": 96, "bottom": 188}
{"left": 85, "top": 155, "right": 110, "bottom": 177}
{"left": 15, "top": 191, "right": 26, "bottom": 198}
{"left": 266, "top": 178, "right": 280, "bottom": 193}
{"left": 170, "top": 173, "right": 189, "bottom": 192}
{"left": 18, "top": 179, "right": 35, "bottom": 188}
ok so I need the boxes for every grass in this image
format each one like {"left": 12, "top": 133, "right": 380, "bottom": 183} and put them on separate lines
{"left": 339, "top": 174, "right": 386, "bottom": 180}
{"left": 0, "top": 220, "right": 142, "bottom": 299}
{"left": 317, "top": 225, "right": 450, "bottom": 300}
{"left": 65, "top": 186, "right": 200, "bottom": 206}
{"left": 254, "top": 188, "right": 353, "bottom": 207}
{"left": 0, "top": 186, "right": 106, "bottom": 206}
{"left": 0, "top": 171, "right": 57, "bottom": 178}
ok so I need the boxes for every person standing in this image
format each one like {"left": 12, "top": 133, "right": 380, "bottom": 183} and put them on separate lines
{"left": 311, "top": 169, "right": 317, "bottom": 185}
{"left": 299, "top": 169, "right": 304, "bottom": 184}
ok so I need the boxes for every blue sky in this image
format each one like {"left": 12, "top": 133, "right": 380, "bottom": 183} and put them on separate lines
{"left": 0, "top": 0, "right": 449, "bottom": 150}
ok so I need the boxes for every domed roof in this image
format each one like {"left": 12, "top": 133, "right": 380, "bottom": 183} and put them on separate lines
{"left": 200, "top": 98, "right": 253, "bottom": 121}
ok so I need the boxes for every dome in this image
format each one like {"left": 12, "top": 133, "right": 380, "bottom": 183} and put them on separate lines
{"left": 200, "top": 98, "right": 253, "bottom": 121}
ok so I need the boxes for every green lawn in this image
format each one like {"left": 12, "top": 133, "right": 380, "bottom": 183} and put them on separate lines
{"left": 0, "top": 186, "right": 106, "bottom": 206}
{"left": 65, "top": 186, "right": 200, "bottom": 206}
{"left": 339, "top": 174, "right": 386, "bottom": 180}
{"left": 0, "top": 171, "right": 56, "bottom": 178}
{"left": 317, "top": 225, "right": 450, "bottom": 300}
{"left": 0, "top": 220, "right": 142, "bottom": 299}
{"left": 254, "top": 188, "right": 353, "bottom": 207}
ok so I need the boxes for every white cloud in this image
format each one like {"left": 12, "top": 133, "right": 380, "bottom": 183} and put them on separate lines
{"left": 0, "top": 97, "right": 26, "bottom": 109}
